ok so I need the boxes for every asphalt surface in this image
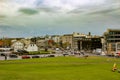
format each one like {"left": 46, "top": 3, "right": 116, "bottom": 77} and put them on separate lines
{"left": 0, "top": 52, "right": 106, "bottom": 61}
{"left": 0, "top": 54, "right": 64, "bottom": 60}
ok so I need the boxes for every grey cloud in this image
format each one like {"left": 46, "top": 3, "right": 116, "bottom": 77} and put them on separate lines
{"left": 66, "top": 0, "right": 120, "bottom": 15}
{"left": 19, "top": 8, "right": 39, "bottom": 15}
{"left": 106, "top": 0, "right": 120, "bottom": 4}
{"left": 88, "top": 8, "right": 120, "bottom": 15}
{"left": 37, "top": 6, "right": 60, "bottom": 13}
{"left": 38, "top": 7, "right": 56, "bottom": 12}
{"left": 67, "top": 9, "right": 86, "bottom": 14}
{"left": 0, "top": 15, "right": 6, "bottom": 19}
{"left": 87, "top": 1, "right": 120, "bottom": 15}
{"left": 68, "top": 3, "right": 120, "bottom": 16}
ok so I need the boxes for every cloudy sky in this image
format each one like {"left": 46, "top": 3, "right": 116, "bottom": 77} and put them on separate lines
{"left": 0, "top": 0, "right": 120, "bottom": 38}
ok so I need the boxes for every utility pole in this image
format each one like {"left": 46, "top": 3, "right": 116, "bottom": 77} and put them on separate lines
{"left": 116, "top": 43, "right": 118, "bottom": 54}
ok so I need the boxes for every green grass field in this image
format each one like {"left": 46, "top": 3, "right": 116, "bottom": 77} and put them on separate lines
{"left": 0, "top": 56, "right": 120, "bottom": 80}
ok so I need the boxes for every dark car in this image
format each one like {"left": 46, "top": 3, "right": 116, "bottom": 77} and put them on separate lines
{"left": 63, "top": 53, "right": 69, "bottom": 56}
{"left": 48, "top": 54, "right": 55, "bottom": 57}
{"left": 22, "top": 55, "right": 30, "bottom": 59}
{"left": 0, "top": 53, "right": 5, "bottom": 56}
{"left": 32, "top": 55, "right": 40, "bottom": 58}
{"left": 17, "top": 50, "right": 29, "bottom": 55}
{"left": 9, "top": 54, "right": 18, "bottom": 58}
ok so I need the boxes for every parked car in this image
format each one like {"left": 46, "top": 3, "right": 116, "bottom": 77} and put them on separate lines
{"left": 9, "top": 54, "right": 18, "bottom": 58}
{"left": 48, "top": 54, "right": 55, "bottom": 57}
{"left": 63, "top": 53, "right": 69, "bottom": 56}
{"left": 0, "top": 53, "right": 5, "bottom": 56}
{"left": 114, "top": 52, "right": 120, "bottom": 58}
{"left": 22, "top": 55, "right": 30, "bottom": 59}
{"left": 95, "top": 48, "right": 102, "bottom": 55}
{"left": 32, "top": 55, "right": 40, "bottom": 58}
{"left": 17, "top": 50, "right": 29, "bottom": 55}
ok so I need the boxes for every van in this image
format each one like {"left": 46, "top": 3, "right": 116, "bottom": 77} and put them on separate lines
{"left": 95, "top": 48, "right": 102, "bottom": 55}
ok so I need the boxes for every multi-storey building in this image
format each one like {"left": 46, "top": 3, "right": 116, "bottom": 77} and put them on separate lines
{"left": 72, "top": 32, "right": 102, "bottom": 51}
{"left": 90, "top": 36, "right": 102, "bottom": 50}
{"left": 61, "top": 34, "right": 73, "bottom": 49}
{"left": 11, "top": 41, "right": 24, "bottom": 52}
{"left": 51, "top": 35, "right": 60, "bottom": 43}
{"left": 104, "top": 29, "right": 120, "bottom": 54}
{"left": 72, "top": 32, "right": 87, "bottom": 50}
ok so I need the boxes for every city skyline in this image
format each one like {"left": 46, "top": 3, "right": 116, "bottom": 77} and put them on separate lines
{"left": 0, "top": 0, "right": 120, "bottom": 38}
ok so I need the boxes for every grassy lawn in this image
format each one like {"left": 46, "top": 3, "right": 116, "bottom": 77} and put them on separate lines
{"left": 0, "top": 56, "right": 120, "bottom": 80}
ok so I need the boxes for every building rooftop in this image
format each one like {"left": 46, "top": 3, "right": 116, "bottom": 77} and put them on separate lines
{"left": 63, "top": 34, "right": 73, "bottom": 36}
{"left": 107, "top": 29, "right": 120, "bottom": 32}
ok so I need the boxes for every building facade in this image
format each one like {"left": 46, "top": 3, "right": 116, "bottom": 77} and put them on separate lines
{"left": 36, "top": 38, "right": 46, "bottom": 49}
{"left": 72, "top": 32, "right": 87, "bottom": 50}
{"left": 51, "top": 35, "right": 60, "bottom": 43}
{"left": 72, "top": 32, "right": 102, "bottom": 52}
{"left": 11, "top": 41, "right": 24, "bottom": 52}
{"left": 104, "top": 29, "right": 120, "bottom": 54}
{"left": 25, "top": 43, "right": 38, "bottom": 52}
{"left": 61, "top": 34, "right": 73, "bottom": 49}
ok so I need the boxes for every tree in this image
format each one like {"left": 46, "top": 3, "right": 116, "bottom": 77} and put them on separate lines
{"left": 31, "top": 37, "right": 37, "bottom": 43}
{"left": 59, "top": 40, "right": 63, "bottom": 48}
{"left": 1, "top": 38, "right": 11, "bottom": 47}
{"left": 45, "top": 47, "right": 48, "bottom": 52}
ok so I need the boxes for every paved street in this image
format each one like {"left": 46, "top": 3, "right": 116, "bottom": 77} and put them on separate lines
{"left": 0, "top": 53, "right": 64, "bottom": 60}
{"left": 0, "top": 51, "right": 107, "bottom": 61}
{"left": 0, "top": 56, "right": 21, "bottom": 60}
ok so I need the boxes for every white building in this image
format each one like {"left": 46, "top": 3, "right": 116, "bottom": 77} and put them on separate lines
{"left": 11, "top": 41, "right": 24, "bottom": 52}
{"left": 25, "top": 43, "right": 38, "bottom": 52}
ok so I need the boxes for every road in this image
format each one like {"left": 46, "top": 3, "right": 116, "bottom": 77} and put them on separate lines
{"left": 0, "top": 52, "right": 105, "bottom": 60}
{"left": 0, "top": 53, "right": 64, "bottom": 60}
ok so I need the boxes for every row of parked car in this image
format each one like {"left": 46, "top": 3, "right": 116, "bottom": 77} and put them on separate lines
{"left": 1, "top": 53, "right": 55, "bottom": 59}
